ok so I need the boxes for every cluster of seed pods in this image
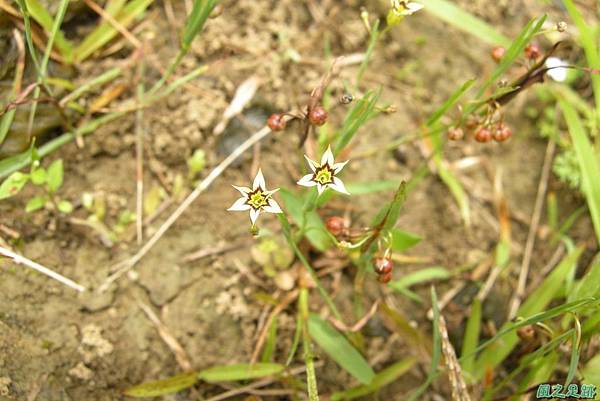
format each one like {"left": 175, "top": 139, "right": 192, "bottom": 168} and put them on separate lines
{"left": 447, "top": 121, "right": 512, "bottom": 143}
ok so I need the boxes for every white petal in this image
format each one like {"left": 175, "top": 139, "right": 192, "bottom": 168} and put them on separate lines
{"left": 264, "top": 187, "right": 280, "bottom": 197}
{"left": 321, "top": 146, "right": 334, "bottom": 167}
{"left": 250, "top": 208, "right": 261, "bottom": 224}
{"left": 330, "top": 177, "right": 350, "bottom": 195}
{"left": 297, "top": 174, "right": 317, "bottom": 187}
{"left": 545, "top": 57, "right": 568, "bottom": 82}
{"left": 317, "top": 184, "right": 326, "bottom": 195}
{"left": 228, "top": 197, "right": 251, "bottom": 211}
{"left": 253, "top": 169, "right": 266, "bottom": 190}
{"left": 263, "top": 198, "right": 282, "bottom": 214}
{"left": 232, "top": 185, "right": 252, "bottom": 196}
{"left": 407, "top": 2, "right": 424, "bottom": 13}
{"left": 332, "top": 160, "right": 349, "bottom": 174}
{"left": 304, "top": 155, "right": 319, "bottom": 172}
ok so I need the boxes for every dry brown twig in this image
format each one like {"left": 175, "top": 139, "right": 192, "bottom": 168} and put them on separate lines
{"left": 508, "top": 140, "right": 555, "bottom": 319}
{"left": 83, "top": 0, "right": 142, "bottom": 50}
{"left": 439, "top": 314, "right": 472, "bottom": 401}
{"left": 137, "top": 300, "right": 193, "bottom": 371}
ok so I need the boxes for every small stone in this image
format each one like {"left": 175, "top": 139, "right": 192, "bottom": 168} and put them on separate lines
{"left": 69, "top": 362, "right": 93, "bottom": 381}
{"left": 274, "top": 271, "right": 296, "bottom": 291}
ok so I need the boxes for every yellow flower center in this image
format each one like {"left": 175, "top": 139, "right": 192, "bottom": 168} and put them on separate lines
{"left": 247, "top": 189, "right": 269, "bottom": 210}
{"left": 314, "top": 165, "right": 334, "bottom": 185}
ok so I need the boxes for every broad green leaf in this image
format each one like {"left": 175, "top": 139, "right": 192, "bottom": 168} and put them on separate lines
{"left": 308, "top": 314, "right": 375, "bottom": 385}
{"left": 46, "top": 159, "right": 64, "bottom": 193}
{"left": 280, "top": 189, "right": 331, "bottom": 252}
{"left": 389, "top": 267, "right": 451, "bottom": 291}
{"left": 389, "top": 228, "right": 422, "bottom": 252}
{"left": 26, "top": 196, "right": 47, "bottom": 212}
{"left": 124, "top": 372, "right": 198, "bottom": 398}
{"left": 197, "top": 363, "right": 283, "bottom": 382}
{"left": 418, "top": 0, "right": 510, "bottom": 46}
{"left": 57, "top": 200, "right": 73, "bottom": 214}
{"left": 30, "top": 167, "right": 47, "bottom": 185}
{"left": 331, "top": 358, "right": 416, "bottom": 400}
{"left": 559, "top": 100, "right": 600, "bottom": 247}
{"left": 0, "top": 172, "right": 30, "bottom": 200}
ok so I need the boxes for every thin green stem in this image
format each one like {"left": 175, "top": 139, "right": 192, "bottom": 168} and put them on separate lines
{"left": 299, "top": 288, "right": 319, "bottom": 401}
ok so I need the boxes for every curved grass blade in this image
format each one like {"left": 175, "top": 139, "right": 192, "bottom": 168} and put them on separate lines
{"left": 308, "top": 313, "right": 375, "bottom": 385}
{"left": 197, "top": 363, "right": 284, "bottom": 382}
{"left": 124, "top": 371, "right": 198, "bottom": 398}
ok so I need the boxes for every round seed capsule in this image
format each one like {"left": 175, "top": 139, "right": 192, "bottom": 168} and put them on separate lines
{"left": 447, "top": 127, "right": 464, "bottom": 141}
{"left": 308, "top": 106, "right": 328, "bottom": 126}
{"left": 474, "top": 127, "right": 493, "bottom": 143}
{"left": 524, "top": 43, "right": 541, "bottom": 60}
{"left": 373, "top": 257, "right": 393, "bottom": 274}
{"left": 267, "top": 114, "right": 286, "bottom": 131}
{"left": 377, "top": 271, "right": 393, "bottom": 283}
{"left": 491, "top": 46, "right": 506, "bottom": 63}
{"left": 493, "top": 124, "right": 512, "bottom": 142}
{"left": 325, "top": 216, "right": 345, "bottom": 236}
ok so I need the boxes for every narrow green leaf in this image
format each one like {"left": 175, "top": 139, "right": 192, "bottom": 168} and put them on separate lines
{"left": 182, "top": 0, "right": 219, "bottom": 51}
{"left": 260, "top": 316, "right": 277, "bottom": 363}
{"left": 426, "top": 79, "right": 475, "bottom": 127}
{"left": 559, "top": 100, "right": 600, "bottom": 247}
{"left": 334, "top": 88, "right": 382, "bottom": 155}
{"left": 46, "top": 159, "right": 63, "bottom": 193}
{"left": 331, "top": 358, "right": 416, "bottom": 401}
{"left": 438, "top": 166, "right": 470, "bottom": 226}
{"left": 197, "top": 363, "right": 283, "bottom": 382}
{"left": 565, "top": 327, "right": 580, "bottom": 387}
{"left": 389, "top": 228, "right": 422, "bottom": 252}
{"left": 74, "top": 0, "right": 154, "bottom": 62}
{"left": 461, "top": 298, "right": 481, "bottom": 377}
{"left": 345, "top": 180, "right": 398, "bottom": 195}
{"left": 389, "top": 267, "right": 451, "bottom": 291}
{"left": 473, "top": 248, "right": 584, "bottom": 378}
{"left": 308, "top": 314, "right": 375, "bottom": 385}
{"left": 24, "top": 0, "right": 74, "bottom": 61}
{"left": 25, "top": 196, "right": 47, "bottom": 212}
{"left": 124, "top": 372, "right": 198, "bottom": 398}
{"left": 418, "top": 0, "right": 510, "bottom": 46}
{"left": 0, "top": 172, "right": 30, "bottom": 200}
{"left": 570, "top": 258, "right": 600, "bottom": 302}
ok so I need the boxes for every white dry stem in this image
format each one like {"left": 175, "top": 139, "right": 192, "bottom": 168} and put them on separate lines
{"left": 508, "top": 140, "right": 555, "bottom": 319}
{"left": 98, "top": 125, "right": 272, "bottom": 293}
{"left": 213, "top": 76, "right": 260, "bottom": 136}
{"left": 0, "top": 246, "right": 86, "bottom": 292}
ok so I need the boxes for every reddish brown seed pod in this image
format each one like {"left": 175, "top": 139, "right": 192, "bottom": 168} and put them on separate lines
{"left": 524, "top": 43, "right": 541, "bottom": 60}
{"left": 373, "top": 257, "right": 393, "bottom": 275}
{"left": 516, "top": 325, "right": 536, "bottom": 342}
{"left": 325, "top": 216, "right": 345, "bottom": 236}
{"left": 267, "top": 113, "right": 286, "bottom": 131}
{"left": 447, "top": 127, "right": 464, "bottom": 141}
{"left": 474, "top": 127, "right": 493, "bottom": 143}
{"left": 377, "top": 272, "right": 393, "bottom": 283}
{"left": 491, "top": 46, "right": 506, "bottom": 62}
{"left": 308, "top": 106, "right": 328, "bottom": 126}
{"left": 493, "top": 124, "right": 512, "bottom": 142}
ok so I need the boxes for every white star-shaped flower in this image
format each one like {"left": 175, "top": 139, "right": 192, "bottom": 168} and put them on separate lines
{"left": 228, "top": 169, "right": 282, "bottom": 225}
{"left": 391, "top": 0, "right": 424, "bottom": 16}
{"left": 297, "top": 146, "right": 350, "bottom": 196}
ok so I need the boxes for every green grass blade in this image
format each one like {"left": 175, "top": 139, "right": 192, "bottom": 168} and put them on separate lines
{"left": 344, "top": 180, "right": 398, "bottom": 195}
{"left": 308, "top": 313, "right": 375, "bottom": 385}
{"left": 60, "top": 67, "right": 122, "bottom": 107}
{"left": 418, "top": 0, "right": 510, "bottom": 46}
{"left": 426, "top": 79, "right": 475, "bottom": 127}
{"left": 562, "top": 0, "right": 600, "bottom": 111}
{"left": 406, "top": 287, "right": 442, "bottom": 401}
{"left": 197, "top": 363, "right": 284, "bottom": 382}
{"left": 24, "top": 0, "right": 74, "bottom": 61}
{"left": 564, "top": 322, "right": 580, "bottom": 387}
{"left": 330, "top": 357, "right": 416, "bottom": 401}
{"left": 334, "top": 88, "right": 382, "bottom": 155}
{"left": 438, "top": 165, "right": 471, "bottom": 226}
{"left": 473, "top": 247, "right": 585, "bottom": 378}
{"left": 389, "top": 228, "right": 422, "bottom": 252}
{"left": 260, "top": 316, "right": 277, "bottom": 363}
{"left": 74, "top": 0, "right": 154, "bottom": 62}
{"left": 389, "top": 267, "right": 451, "bottom": 291}
{"left": 356, "top": 20, "right": 380, "bottom": 85}
{"left": 124, "top": 372, "right": 198, "bottom": 398}
{"left": 461, "top": 298, "right": 481, "bottom": 378}
{"left": 558, "top": 100, "right": 600, "bottom": 247}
